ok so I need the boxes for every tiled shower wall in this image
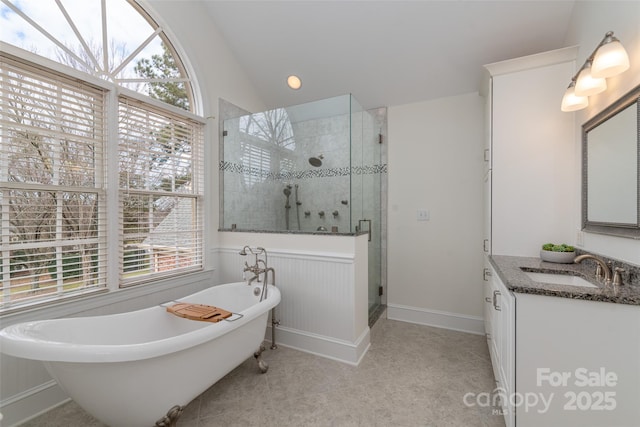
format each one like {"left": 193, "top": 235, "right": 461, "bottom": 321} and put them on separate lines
{"left": 286, "top": 112, "right": 351, "bottom": 233}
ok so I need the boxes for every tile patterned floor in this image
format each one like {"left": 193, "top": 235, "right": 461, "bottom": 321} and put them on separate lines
{"left": 21, "top": 317, "right": 505, "bottom": 427}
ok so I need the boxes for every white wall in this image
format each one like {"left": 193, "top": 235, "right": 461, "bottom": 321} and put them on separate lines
{"left": 564, "top": 0, "right": 640, "bottom": 265}
{"left": 387, "top": 93, "right": 485, "bottom": 333}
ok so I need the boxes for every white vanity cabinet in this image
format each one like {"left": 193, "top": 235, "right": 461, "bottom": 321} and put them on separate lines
{"left": 482, "top": 46, "right": 579, "bottom": 427}
{"left": 483, "top": 47, "right": 576, "bottom": 258}
{"left": 515, "top": 293, "right": 640, "bottom": 427}
{"left": 485, "top": 263, "right": 515, "bottom": 427}
{"left": 485, "top": 263, "right": 640, "bottom": 427}
{"left": 482, "top": 44, "right": 640, "bottom": 427}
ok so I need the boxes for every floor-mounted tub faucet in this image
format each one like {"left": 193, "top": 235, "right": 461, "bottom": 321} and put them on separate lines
{"left": 239, "top": 246, "right": 279, "bottom": 349}
{"left": 240, "top": 246, "right": 267, "bottom": 283}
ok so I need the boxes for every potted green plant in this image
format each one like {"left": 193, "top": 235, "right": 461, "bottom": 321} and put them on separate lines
{"left": 540, "top": 243, "right": 576, "bottom": 263}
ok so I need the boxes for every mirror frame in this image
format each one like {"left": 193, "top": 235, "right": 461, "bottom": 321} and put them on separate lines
{"left": 582, "top": 83, "right": 640, "bottom": 239}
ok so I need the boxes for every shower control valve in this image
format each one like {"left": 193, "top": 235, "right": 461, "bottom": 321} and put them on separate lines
{"left": 332, "top": 210, "right": 339, "bottom": 217}
{"left": 318, "top": 211, "right": 325, "bottom": 217}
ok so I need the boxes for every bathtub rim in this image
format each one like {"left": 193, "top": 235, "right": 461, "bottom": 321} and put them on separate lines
{"left": 0, "top": 282, "right": 280, "bottom": 363}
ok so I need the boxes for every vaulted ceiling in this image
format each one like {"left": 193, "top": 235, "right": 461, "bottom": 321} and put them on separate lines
{"left": 204, "top": 1, "right": 575, "bottom": 110}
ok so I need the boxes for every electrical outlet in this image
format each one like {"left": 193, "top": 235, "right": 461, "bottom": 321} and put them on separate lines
{"left": 417, "top": 209, "right": 430, "bottom": 221}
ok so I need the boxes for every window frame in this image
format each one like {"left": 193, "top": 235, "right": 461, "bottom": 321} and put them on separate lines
{"left": 117, "top": 92, "right": 204, "bottom": 287}
{"left": 0, "top": 42, "right": 206, "bottom": 314}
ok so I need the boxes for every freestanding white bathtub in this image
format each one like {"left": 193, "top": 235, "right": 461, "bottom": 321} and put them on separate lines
{"left": 0, "top": 282, "right": 280, "bottom": 427}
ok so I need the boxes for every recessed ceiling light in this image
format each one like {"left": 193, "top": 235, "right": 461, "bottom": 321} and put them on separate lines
{"left": 287, "top": 75, "right": 302, "bottom": 90}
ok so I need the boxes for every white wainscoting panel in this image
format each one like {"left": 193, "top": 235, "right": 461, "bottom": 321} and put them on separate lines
{"left": 217, "top": 247, "right": 369, "bottom": 364}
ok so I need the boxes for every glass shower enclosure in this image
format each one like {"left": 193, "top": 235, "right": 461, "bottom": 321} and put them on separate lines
{"left": 221, "top": 94, "right": 384, "bottom": 316}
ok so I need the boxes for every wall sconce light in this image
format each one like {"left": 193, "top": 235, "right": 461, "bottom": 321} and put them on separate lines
{"left": 561, "top": 31, "right": 630, "bottom": 112}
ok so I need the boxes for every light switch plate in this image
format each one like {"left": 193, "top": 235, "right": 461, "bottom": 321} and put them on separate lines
{"left": 417, "top": 209, "right": 430, "bottom": 221}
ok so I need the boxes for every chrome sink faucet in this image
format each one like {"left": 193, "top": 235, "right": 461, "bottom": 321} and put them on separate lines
{"left": 574, "top": 254, "right": 612, "bottom": 286}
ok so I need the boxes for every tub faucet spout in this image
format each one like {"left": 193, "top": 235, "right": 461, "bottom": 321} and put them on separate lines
{"left": 246, "top": 272, "right": 260, "bottom": 286}
{"left": 574, "top": 254, "right": 611, "bottom": 285}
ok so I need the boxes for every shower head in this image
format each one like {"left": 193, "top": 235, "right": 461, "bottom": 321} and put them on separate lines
{"left": 283, "top": 187, "right": 291, "bottom": 196}
{"left": 308, "top": 154, "right": 324, "bottom": 167}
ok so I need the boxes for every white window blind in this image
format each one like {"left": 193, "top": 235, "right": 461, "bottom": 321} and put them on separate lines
{"left": 0, "top": 53, "right": 107, "bottom": 310}
{"left": 118, "top": 95, "right": 203, "bottom": 285}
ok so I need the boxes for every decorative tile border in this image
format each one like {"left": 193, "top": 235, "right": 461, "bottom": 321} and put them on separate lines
{"left": 219, "top": 161, "right": 387, "bottom": 181}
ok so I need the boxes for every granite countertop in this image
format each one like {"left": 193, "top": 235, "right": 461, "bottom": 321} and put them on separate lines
{"left": 489, "top": 255, "right": 640, "bottom": 306}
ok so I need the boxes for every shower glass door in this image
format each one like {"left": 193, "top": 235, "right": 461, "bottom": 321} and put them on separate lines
{"left": 222, "top": 94, "right": 384, "bottom": 319}
{"left": 349, "top": 95, "right": 382, "bottom": 317}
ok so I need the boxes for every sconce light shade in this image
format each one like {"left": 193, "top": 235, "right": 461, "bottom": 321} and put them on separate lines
{"left": 561, "top": 31, "right": 630, "bottom": 113}
{"left": 561, "top": 81, "right": 589, "bottom": 112}
{"left": 591, "top": 37, "right": 630, "bottom": 78}
{"left": 574, "top": 61, "right": 607, "bottom": 96}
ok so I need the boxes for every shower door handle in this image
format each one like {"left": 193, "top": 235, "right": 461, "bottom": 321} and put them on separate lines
{"left": 358, "top": 219, "right": 372, "bottom": 242}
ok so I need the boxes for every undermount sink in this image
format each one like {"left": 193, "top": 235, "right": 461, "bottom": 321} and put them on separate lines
{"left": 524, "top": 271, "right": 598, "bottom": 288}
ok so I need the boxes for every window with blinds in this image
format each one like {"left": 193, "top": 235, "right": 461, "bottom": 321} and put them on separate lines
{"left": 0, "top": 53, "right": 107, "bottom": 309}
{"left": 118, "top": 96, "right": 203, "bottom": 285}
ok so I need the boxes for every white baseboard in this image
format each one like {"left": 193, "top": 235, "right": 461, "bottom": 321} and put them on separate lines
{"left": 0, "top": 380, "right": 69, "bottom": 427}
{"left": 387, "top": 303, "right": 484, "bottom": 335}
{"left": 265, "top": 325, "right": 370, "bottom": 366}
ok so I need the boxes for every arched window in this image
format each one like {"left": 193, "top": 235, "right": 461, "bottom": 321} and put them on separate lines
{"left": 0, "top": 0, "right": 195, "bottom": 110}
{"left": 0, "top": 0, "right": 204, "bottom": 312}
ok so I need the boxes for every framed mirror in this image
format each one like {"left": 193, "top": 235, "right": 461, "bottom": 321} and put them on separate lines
{"left": 582, "top": 83, "right": 640, "bottom": 238}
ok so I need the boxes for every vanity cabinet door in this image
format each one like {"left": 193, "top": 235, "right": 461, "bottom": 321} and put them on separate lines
{"left": 496, "top": 277, "right": 515, "bottom": 427}
{"left": 483, "top": 262, "right": 493, "bottom": 336}
{"left": 487, "top": 266, "right": 515, "bottom": 427}
{"left": 516, "top": 294, "right": 640, "bottom": 427}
